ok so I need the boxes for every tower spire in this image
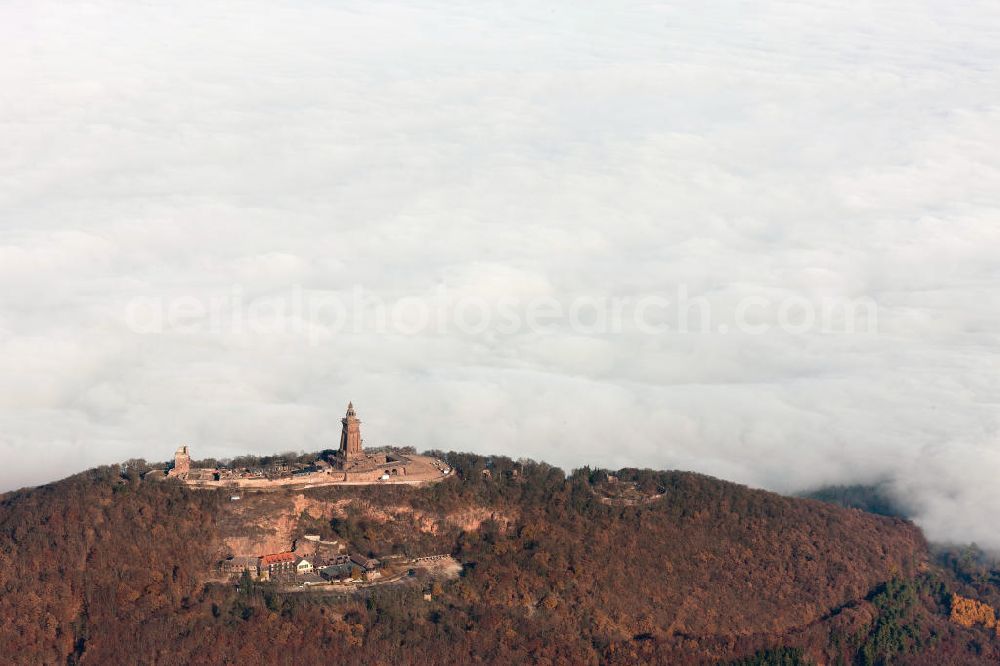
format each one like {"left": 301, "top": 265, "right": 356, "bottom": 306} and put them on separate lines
{"left": 340, "top": 402, "right": 362, "bottom": 459}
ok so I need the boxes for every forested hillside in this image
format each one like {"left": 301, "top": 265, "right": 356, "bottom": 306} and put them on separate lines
{"left": 1, "top": 455, "right": 998, "bottom": 664}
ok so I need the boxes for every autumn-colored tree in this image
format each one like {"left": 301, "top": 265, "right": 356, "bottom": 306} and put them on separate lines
{"left": 951, "top": 593, "right": 999, "bottom": 635}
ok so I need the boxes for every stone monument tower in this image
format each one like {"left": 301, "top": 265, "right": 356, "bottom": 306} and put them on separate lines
{"left": 339, "top": 402, "right": 363, "bottom": 460}
{"left": 172, "top": 445, "right": 191, "bottom": 475}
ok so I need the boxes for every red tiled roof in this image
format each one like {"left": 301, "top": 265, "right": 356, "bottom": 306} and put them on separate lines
{"left": 260, "top": 552, "right": 296, "bottom": 565}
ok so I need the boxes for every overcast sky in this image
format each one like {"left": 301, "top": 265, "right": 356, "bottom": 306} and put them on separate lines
{"left": 2, "top": 1, "right": 999, "bottom": 548}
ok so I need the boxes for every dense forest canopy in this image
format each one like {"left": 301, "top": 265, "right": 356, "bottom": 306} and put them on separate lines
{"left": 799, "top": 483, "right": 911, "bottom": 519}
{"left": 1, "top": 453, "right": 998, "bottom": 664}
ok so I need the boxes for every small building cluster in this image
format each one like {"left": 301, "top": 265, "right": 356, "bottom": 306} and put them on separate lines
{"left": 221, "top": 543, "right": 382, "bottom": 587}
{"left": 154, "top": 401, "right": 455, "bottom": 592}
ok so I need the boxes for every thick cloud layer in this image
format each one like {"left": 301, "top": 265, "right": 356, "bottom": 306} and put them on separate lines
{"left": 2, "top": 1, "right": 999, "bottom": 547}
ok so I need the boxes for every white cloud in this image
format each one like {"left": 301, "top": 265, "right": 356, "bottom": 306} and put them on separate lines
{"left": 1, "top": 0, "right": 1000, "bottom": 547}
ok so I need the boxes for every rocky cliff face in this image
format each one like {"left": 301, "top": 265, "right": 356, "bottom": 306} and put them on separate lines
{"left": 217, "top": 489, "right": 515, "bottom": 557}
